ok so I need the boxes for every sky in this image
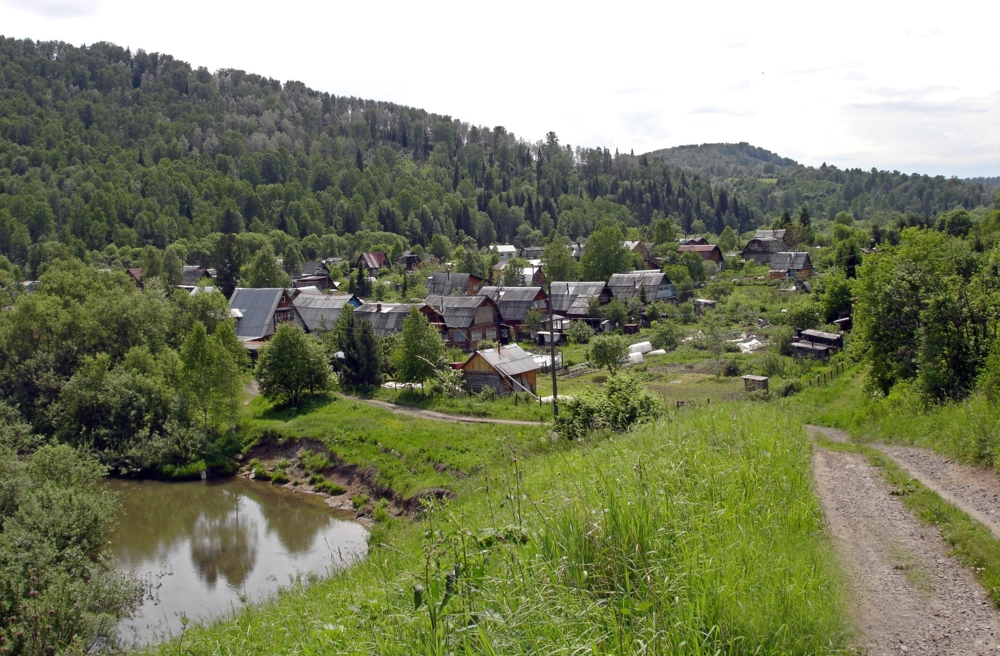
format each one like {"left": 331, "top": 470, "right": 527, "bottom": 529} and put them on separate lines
{"left": 2, "top": 0, "right": 998, "bottom": 178}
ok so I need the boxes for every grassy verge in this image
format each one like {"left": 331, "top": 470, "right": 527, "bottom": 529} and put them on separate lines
{"left": 373, "top": 387, "right": 553, "bottom": 422}
{"left": 813, "top": 434, "right": 1000, "bottom": 605}
{"left": 157, "top": 404, "right": 851, "bottom": 655}
{"left": 243, "top": 394, "right": 550, "bottom": 499}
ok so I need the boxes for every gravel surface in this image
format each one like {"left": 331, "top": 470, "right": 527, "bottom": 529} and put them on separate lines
{"left": 878, "top": 445, "right": 1000, "bottom": 542}
{"left": 813, "top": 447, "right": 1000, "bottom": 655}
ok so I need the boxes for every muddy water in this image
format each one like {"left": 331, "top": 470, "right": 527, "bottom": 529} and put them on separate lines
{"left": 106, "top": 478, "right": 368, "bottom": 646}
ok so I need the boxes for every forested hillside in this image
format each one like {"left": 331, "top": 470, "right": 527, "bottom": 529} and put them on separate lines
{"left": 2, "top": 36, "right": 993, "bottom": 282}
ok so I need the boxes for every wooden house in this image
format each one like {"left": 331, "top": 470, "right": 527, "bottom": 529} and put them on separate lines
{"left": 548, "top": 281, "right": 611, "bottom": 320}
{"left": 397, "top": 251, "right": 422, "bottom": 272}
{"left": 606, "top": 271, "right": 676, "bottom": 304}
{"left": 741, "top": 238, "right": 784, "bottom": 265}
{"left": 797, "top": 329, "right": 843, "bottom": 351}
{"left": 678, "top": 236, "right": 710, "bottom": 246}
{"left": 178, "top": 266, "right": 214, "bottom": 290}
{"left": 292, "top": 292, "right": 362, "bottom": 333}
{"left": 355, "top": 302, "right": 423, "bottom": 337}
{"left": 126, "top": 267, "right": 144, "bottom": 289}
{"left": 769, "top": 252, "right": 814, "bottom": 280}
{"left": 423, "top": 294, "right": 501, "bottom": 349}
{"left": 677, "top": 244, "right": 725, "bottom": 271}
{"left": 460, "top": 345, "right": 539, "bottom": 396}
{"left": 356, "top": 252, "right": 390, "bottom": 274}
{"left": 229, "top": 288, "right": 305, "bottom": 343}
{"left": 491, "top": 244, "right": 517, "bottom": 262}
{"left": 427, "top": 272, "right": 485, "bottom": 296}
{"left": 478, "top": 286, "right": 548, "bottom": 337}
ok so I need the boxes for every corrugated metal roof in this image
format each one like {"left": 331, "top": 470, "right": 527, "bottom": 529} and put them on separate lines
{"left": 465, "top": 344, "right": 539, "bottom": 377}
{"left": 358, "top": 252, "right": 389, "bottom": 269}
{"left": 548, "top": 281, "right": 606, "bottom": 315}
{"left": 742, "top": 238, "right": 783, "bottom": 254}
{"left": 181, "top": 266, "right": 212, "bottom": 287}
{"left": 354, "top": 303, "right": 421, "bottom": 337}
{"left": 606, "top": 271, "right": 674, "bottom": 302}
{"left": 428, "top": 272, "right": 473, "bottom": 296}
{"left": 477, "top": 286, "right": 545, "bottom": 322}
{"left": 424, "top": 294, "right": 493, "bottom": 328}
{"left": 229, "top": 288, "right": 285, "bottom": 340}
{"left": 293, "top": 293, "right": 361, "bottom": 332}
{"left": 297, "top": 261, "right": 329, "bottom": 278}
{"left": 770, "top": 252, "right": 813, "bottom": 271}
{"left": 754, "top": 229, "right": 787, "bottom": 241}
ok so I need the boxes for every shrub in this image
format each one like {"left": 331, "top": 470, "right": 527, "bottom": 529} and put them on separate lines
{"left": 590, "top": 333, "right": 628, "bottom": 374}
{"left": 650, "top": 319, "right": 680, "bottom": 351}
{"left": 784, "top": 302, "right": 821, "bottom": 331}
{"left": 567, "top": 320, "right": 594, "bottom": 345}
{"left": 772, "top": 326, "right": 795, "bottom": 356}
{"left": 270, "top": 470, "right": 290, "bottom": 485}
{"left": 315, "top": 480, "right": 347, "bottom": 495}
{"left": 760, "top": 352, "right": 785, "bottom": 377}
{"left": 160, "top": 459, "right": 207, "bottom": 481}
{"left": 556, "top": 373, "right": 661, "bottom": 440}
{"left": 352, "top": 493, "right": 369, "bottom": 510}
{"left": 775, "top": 379, "right": 803, "bottom": 398}
{"left": 677, "top": 301, "right": 695, "bottom": 324}
{"left": 721, "top": 359, "right": 742, "bottom": 377}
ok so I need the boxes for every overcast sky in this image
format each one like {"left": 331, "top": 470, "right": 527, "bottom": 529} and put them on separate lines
{"left": 2, "top": 0, "right": 998, "bottom": 177}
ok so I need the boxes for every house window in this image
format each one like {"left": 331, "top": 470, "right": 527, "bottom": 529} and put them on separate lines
{"left": 453, "top": 331, "right": 466, "bottom": 343}
{"left": 471, "top": 329, "right": 483, "bottom": 342}
{"left": 486, "top": 328, "right": 497, "bottom": 341}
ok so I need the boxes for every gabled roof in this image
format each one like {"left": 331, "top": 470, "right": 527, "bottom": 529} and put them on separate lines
{"left": 478, "top": 286, "right": 545, "bottom": 322}
{"left": 770, "top": 252, "right": 813, "bottom": 271}
{"left": 491, "top": 244, "right": 517, "bottom": 255}
{"left": 358, "top": 252, "right": 389, "bottom": 269}
{"left": 181, "top": 266, "right": 212, "bottom": 287}
{"left": 678, "top": 237, "right": 709, "bottom": 246}
{"left": 297, "top": 261, "right": 329, "bottom": 278}
{"left": 354, "top": 303, "right": 422, "bottom": 337}
{"left": 519, "top": 246, "right": 544, "bottom": 259}
{"left": 677, "top": 244, "right": 724, "bottom": 260}
{"left": 229, "top": 288, "right": 291, "bottom": 340}
{"left": 606, "top": 271, "right": 674, "bottom": 302}
{"left": 742, "top": 237, "right": 784, "bottom": 254}
{"left": 754, "top": 229, "right": 787, "bottom": 241}
{"left": 548, "top": 281, "right": 607, "bottom": 315}
{"left": 463, "top": 344, "right": 539, "bottom": 377}
{"left": 292, "top": 293, "right": 361, "bottom": 332}
{"left": 424, "top": 294, "right": 496, "bottom": 328}
{"left": 427, "top": 272, "right": 480, "bottom": 296}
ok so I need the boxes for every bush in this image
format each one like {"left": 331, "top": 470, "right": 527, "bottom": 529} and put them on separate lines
{"left": 315, "top": 480, "right": 347, "bottom": 495}
{"left": 251, "top": 462, "right": 272, "bottom": 481}
{"left": 556, "top": 373, "right": 661, "bottom": 440}
{"left": 784, "top": 302, "right": 821, "bottom": 331}
{"left": 301, "top": 449, "right": 331, "bottom": 474}
{"left": 650, "top": 319, "right": 681, "bottom": 351}
{"left": 721, "top": 359, "right": 742, "bottom": 377}
{"left": 590, "top": 333, "right": 628, "bottom": 374}
{"left": 772, "top": 326, "right": 795, "bottom": 357}
{"left": 567, "top": 320, "right": 594, "bottom": 345}
{"left": 352, "top": 493, "right": 369, "bottom": 510}
{"left": 160, "top": 459, "right": 207, "bottom": 481}
{"left": 759, "top": 352, "right": 785, "bottom": 377}
{"left": 270, "top": 470, "right": 290, "bottom": 485}
{"left": 775, "top": 379, "right": 803, "bottom": 398}
{"left": 677, "top": 301, "right": 695, "bottom": 324}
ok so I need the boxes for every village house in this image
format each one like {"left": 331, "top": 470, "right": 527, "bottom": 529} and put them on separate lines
{"left": 126, "top": 267, "right": 144, "bottom": 289}
{"left": 478, "top": 286, "right": 548, "bottom": 338}
{"left": 291, "top": 260, "right": 335, "bottom": 291}
{"left": 677, "top": 244, "right": 725, "bottom": 271}
{"left": 427, "top": 272, "right": 485, "bottom": 296}
{"left": 460, "top": 344, "right": 539, "bottom": 396}
{"left": 292, "top": 292, "right": 362, "bottom": 333}
{"left": 678, "top": 236, "right": 710, "bottom": 246}
{"left": 229, "top": 288, "right": 305, "bottom": 346}
{"left": 356, "top": 251, "right": 390, "bottom": 274}
{"left": 741, "top": 238, "right": 785, "bottom": 265}
{"left": 769, "top": 252, "right": 814, "bottom": 280}
{"left": 519, "top": 246, "right": 545, "bottom": 260}
{"left": 606, "top": 271, "right": 676, "bottom": 304}
{"left": 397, "top": 250, "right": 422, "bottom": 272}
{"left": 177, "top": 266, "right": 214, "bottom": 290}
{"left": 754, "top": 229, "right": 788, "bottom": 242}
{"left": 490, "top": 244, "right": 517, "bottom": 262}
{"left": 423, "top": 294, "right": 501, "bottom": 349}
{"left": 354, "top": 302, "right": 422, "bottom": 337}
{"left": 548, "top": 281, "right": 610, "bottom": 320}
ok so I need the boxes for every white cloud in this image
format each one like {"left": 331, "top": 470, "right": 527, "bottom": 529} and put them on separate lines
{"left": 4, "top": 0, "right": 98, "bottom": 18}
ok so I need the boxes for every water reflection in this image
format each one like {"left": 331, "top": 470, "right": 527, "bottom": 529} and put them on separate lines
{"left": 106, "top": 478, "right": 368, "bottom": 645}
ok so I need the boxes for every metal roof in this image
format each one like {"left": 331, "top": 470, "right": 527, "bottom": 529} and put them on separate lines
{"left": 477, "top": 286, "right": 545, "bottom": 322}
{"left": 770, "top": 252, "right": 813, "bottom": 271}
{"left": 181, "top": 266, "right": 212, "bottom": 287}
{"left": 463, "top": 344, "right": 539, "bottom": 377}
{"left": 754, "top": 229, "right": 787, "bottom": 241}
{"left": 229, "top": 288, "right": 287, "bottom": 340}
{"left": 297, "top": 261, "right": 329, "bottom": 278}
{"left": 358, "top": 252, "right": 389, "bottom": 269}
{"left": 427, "top": 272, "right": 475, "bottom": 296}
{"left": 677, "top": 244, "right": 724, "bottom": 260}
{"left": 742, "top": 238, "right": 784, "bottom": 254}
{"left": 548, "top": 281, "right": 607, "bottom": 315}
{"left": 424, "top": 294, "right": 494, "bottom": 328}
{"left": 292, "top": 293, "right": 361, "bottom": 332}
{"left": 354, "top": 303, "right": 422, "bottom": 337}
{"left": 606, "top": 271, "right": 675, "bottom": 302}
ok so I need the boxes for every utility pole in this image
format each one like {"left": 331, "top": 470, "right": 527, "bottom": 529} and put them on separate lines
{"left": 547, "top": 280, "right": 558, "bottom": 418}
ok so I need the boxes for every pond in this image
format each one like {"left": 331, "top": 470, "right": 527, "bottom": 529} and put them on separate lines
{"left": 106, "top": 477, "right": 368, "bottom": 646}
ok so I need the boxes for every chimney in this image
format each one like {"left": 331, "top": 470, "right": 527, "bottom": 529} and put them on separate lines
{"left": 376, "top": 302, "right": 381, "bottom": 312}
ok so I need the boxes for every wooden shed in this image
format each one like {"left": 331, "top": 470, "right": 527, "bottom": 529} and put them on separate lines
{"left": 742, "top": 375, "right": 769, "bottom": 392}
{"left": 460, "top": 344, "right": 539, "bottom": 396}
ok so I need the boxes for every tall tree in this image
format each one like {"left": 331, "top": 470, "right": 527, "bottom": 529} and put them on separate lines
{"left": 240, "top": 244, "right": 291, "bottom": 288}
{"left": 212, "top": 233, "right": 247, "bottom": 298}
{"left": 541, "top": 240, "right": 578, "bottom": 282}
{"left": 332, "top": 306, "right": 382, "bottom": 390}
{"left": 255, "top": 324, "right": 331, "bottom": 405}
{"left": 392, "top": 307, "right": 444, "bottom": 392}
{"left": 580, "top": 224, "right": 631, "bottom": 281}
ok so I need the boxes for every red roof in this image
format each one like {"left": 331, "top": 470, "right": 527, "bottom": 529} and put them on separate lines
{"left": 677, "top": 244, "right": 723, "bottom": 260}
{"left": 359, "top": 252, "right": 389, "bottom": 269}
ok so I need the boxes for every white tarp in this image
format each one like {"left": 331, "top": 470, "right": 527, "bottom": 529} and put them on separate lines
{"left": 626, "top": 352, "right": 644, "bottom": 365}
{"left": 648, "top": 349, "right": 666, "bottom": 356}
{"left": 628, "top": 341, "right": 653, "bottom": 354}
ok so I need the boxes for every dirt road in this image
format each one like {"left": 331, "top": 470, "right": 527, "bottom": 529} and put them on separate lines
{"left": 344, "top": 395, "right": 548, "bottom": 427}
{"left": 810, "top": 428, "right": 1000, "bottom": 654}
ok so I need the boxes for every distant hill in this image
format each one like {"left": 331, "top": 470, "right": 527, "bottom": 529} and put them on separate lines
{"left": 966, "top": 176, "right": 1000, "bottom": 188}
{"left": 644, "top": 142, "right": 799, "bottom": 176}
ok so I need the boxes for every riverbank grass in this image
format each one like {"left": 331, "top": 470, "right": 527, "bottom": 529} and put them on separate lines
{"left": 158, "top": 403, "right": 851, "bottom": 655}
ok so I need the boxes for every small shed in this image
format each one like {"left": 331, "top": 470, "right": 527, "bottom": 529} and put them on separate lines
{"left": 791, "top": 341, "right": 832, "bottom": 360}
{"left": 693, "top": 298, "right": 717, "bottom": 315}
{"left": 798, "top": 329, "right": 844, "bottom": 351}
{"left": 742, "top": 375, "right": 769, "bottom": 392}
{"left": 461, "top": 345, "right": 539, "bottom": 396}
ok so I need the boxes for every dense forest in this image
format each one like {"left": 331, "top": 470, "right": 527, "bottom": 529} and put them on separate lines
{"left": 0, "top": 36, "right": 994, "bottom": 283}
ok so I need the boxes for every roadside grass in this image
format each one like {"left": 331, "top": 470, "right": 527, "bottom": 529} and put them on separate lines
{"left": 242, "top": 394, "right": 550, "bottom": 498}
{"left": 813, "top": 434, "right": 1000, "bottom": 606}
{"left": 156, "top": 404, "right": 851, "bottom": 655}
{"left": 373, "top": 387, "right": 553, "bottom": 422}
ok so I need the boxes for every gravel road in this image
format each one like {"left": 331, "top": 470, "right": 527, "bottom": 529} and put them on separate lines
{"left": 812, "top": 446, "right": 1000, "bottom": 654}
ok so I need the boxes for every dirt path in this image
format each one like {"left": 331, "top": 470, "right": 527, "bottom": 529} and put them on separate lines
{"left": 342, "top": 395, "right": 548, "bottom": 427}
{"left": 812, "top": 444, "right": 1000, "bottom": 654}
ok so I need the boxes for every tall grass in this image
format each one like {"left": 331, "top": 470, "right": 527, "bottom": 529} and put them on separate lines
{"left": 155, "top": 404, "right": 850, "bottom": 655}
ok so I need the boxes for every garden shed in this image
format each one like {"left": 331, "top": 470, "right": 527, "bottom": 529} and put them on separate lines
{"left": 460, "top": 345, "right": 539, "bottom": 396}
